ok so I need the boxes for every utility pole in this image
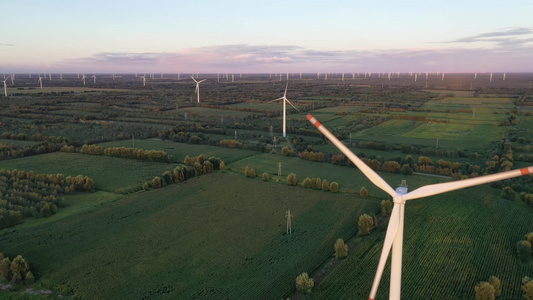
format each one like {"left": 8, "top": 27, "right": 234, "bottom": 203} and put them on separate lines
{"left": 278, "top": 162, "right": 282, "bottom": 177}
{"left": 285, "top": 209, "right": 293, "bottom": 235}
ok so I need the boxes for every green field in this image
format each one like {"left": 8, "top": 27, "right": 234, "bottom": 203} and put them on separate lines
{"left": 1, "top": 173, "right": 378, "bottom": 299}
{"left": 310, "top": 185, "right": 533, "bottom": 299}
{"left": 0, "top": 152, "right": 173, "bottom": 192}
{"left": 0, "top": 138, "right": 40, "bottom": 147}
{"left": 228, "top": 152, "right": 450, "bottom": 198}
{"left": 7, "top": 87, "right": 130, "bottom": 94}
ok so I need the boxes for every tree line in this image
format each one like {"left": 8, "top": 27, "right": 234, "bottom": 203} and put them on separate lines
{"left": 0, "top": 169, "right": 94, "bottom": 229}
{"left": 80, "top": 145, "right": 173, "bottom": 162}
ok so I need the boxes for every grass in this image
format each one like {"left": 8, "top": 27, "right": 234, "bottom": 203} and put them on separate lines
{"left": 0, "top": 138, "right": 40, "bottom": 147}
{"left": 97, "top": 138, "right": 260, "bottom": 164}
{"left": 1, "top": 173, "right": 378, "bottom": 299}
{"left": 7, "top": 87, "right": 131, "bottom": 94}
{"left": 0, "top": 152, "right": 174, "bottom": 192}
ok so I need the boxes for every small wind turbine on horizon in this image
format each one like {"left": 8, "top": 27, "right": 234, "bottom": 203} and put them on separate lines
{"left": 81, "top": 74, "right": 86, "bottom": 86}
{"left": 269, "top": 83, "right": 299, "bottom": 138}
{"left": 191, "top": 76, "right": 207, "bottom": 103}
{"left": 3, "top": 75, "right": 11, "bottom": 97}
{"left": 92, "top": 74, "right": 97, "bottom": 83}
{"left": 37, "top": 75, "right": 43, "bottom": 89}
{"left": 306, "top": 113, "right": 533, "bottom": 300}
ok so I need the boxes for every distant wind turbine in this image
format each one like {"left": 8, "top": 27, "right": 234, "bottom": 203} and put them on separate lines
{"left": 141, "top": 74, "right": 146, "bottom": 86}
{"left": 269, "top": 83, "right": 299, "bottom": 138}
{"left": 306, "top": 113, "right": 533, "bottom": 300}
{"left": 191, "top": 76, "right": 207, "bottom": 103}
{"left": 490, "top": 73, "right": 493, "bottom": 82}
{"left": 81, "top": 74, "right": 86, "bottom": 86}
{"left": 92, "top": 74, "right": 97, "bottom": 83}
{"left": 3, "top": 75, "right": 11, "bottom": 97}
{"left": 38, "top": 75, "right": 43, "bottom": 89}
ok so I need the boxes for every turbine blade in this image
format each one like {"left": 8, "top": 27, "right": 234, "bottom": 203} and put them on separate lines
{"left": 283, "top": 82, "right": 288, "bottom": 98}
{"left": 404, "top": 166, "right": 533, "bottom": 201}
{"left": 191, "top": 76, "right": 198, "bottom": 83}
{"left": 268, "top": 97, "right": 284, "bottom": 103}
{"left": 285, "top": 98, "right": 299, "bottom": 112}
{"left": 307, "top": 114, "right": 396, "bottom": 197}
{"left": 198, "top": 79, "right": 207, "bottom": 83}
{"left": 369, "top": 204, "right": 401, "bottom": 300}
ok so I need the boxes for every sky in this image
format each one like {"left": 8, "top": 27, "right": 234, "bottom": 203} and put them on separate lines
{"left": 2, "top": 0, "right": 533, "bottom": 73}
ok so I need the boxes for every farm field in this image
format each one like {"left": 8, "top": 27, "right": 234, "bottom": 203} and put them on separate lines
{"left": 0, "top": 75, "right": 532, "bottom": 299}
{"left": 0, "top": 152, "right": 173, "bottom": 192}
{"left": 1, "top": 173, "right": 379, "bottom": 299}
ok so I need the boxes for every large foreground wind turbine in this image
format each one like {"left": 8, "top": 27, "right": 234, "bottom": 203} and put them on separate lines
{"left": 191, "top": 76, "right": 206, "bottom": 103}
{"left": 306, "top": 114, "right": 532, "bottom": 300}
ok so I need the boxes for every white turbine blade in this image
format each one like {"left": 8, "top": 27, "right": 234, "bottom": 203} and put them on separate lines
{"left": 283, "top": 82, "right": 288, "bottom": 98}
{"left": 268, "top": 97, "right": 284, "bottom": 103}
{"left": 307, "top": 114, "right": 396, "bottom": 197}
{"left": 404, "top": 166, "right": 533, "bottom": 201}
{"left": 191, "top": 76, "right": 198, "bottom": 83}
{"left": 285, "top": 98, "right": 299, "bottom": 112}
{"left": 198, "top": 79, "right": 207, "bottom": 83}
{"left": 369, "top": 204, "right": 401, "bottom": 300}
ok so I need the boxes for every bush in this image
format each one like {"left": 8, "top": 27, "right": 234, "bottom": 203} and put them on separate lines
{"left": 381, "top": 200, "right": 393, "bottom": 217}
{"left": 330, "top": 182, "right": 339, "bottom": 192}
{"left": 488, "top": 276, "right": 501, "bottom": 297}
{"left": 152, "top": 176, "right": 163, "bottom": 189}
{"left": 334, "top": 238, "right": 348, "bottom": 259}
{"left": 295, "top": 272, "right": 314, "bottom": 294}
{"left": 261, "top": 173, "right": 270, "bottom": 181}
{"left": 244, "top": 166, "right": 256, "bottom": 178}
{"left": 523, "top": 277, "right": 533, "bottom": 300}
{"left": 287, "top": 173, "right": 297, "bottom": 186}
{"left": 501, "top": 186, "right": 515, "bottom": 200}
{"left": 302, "top": 178, "right": 313, "bottom": 188}
{"left": 358, "top": 214, "right": 375, "bottom": 235}
{"left": 322, "top": 179, "right": 330, "bottom": 191}
{"left": 360, "top": 187, "right": 369, "bottom": 197}
{"left": 517, "top": 240, "right": 532, "bottom": 261}
{"left": 475, "top": 281, "right": 495, "bottom": 300}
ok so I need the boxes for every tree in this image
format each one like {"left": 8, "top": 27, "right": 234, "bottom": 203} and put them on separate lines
{"left": 0, "top": 257, "right": 11, "bottom": 281}
{"left": 358, "top": 214, "right": 375, "bottom": 235}
{"left": 10, "top": 255, "right": 29, "bottom": 283}
{"left": 25, "top": 271, "right": 34, "bottom": 284}
{"left": 162, "top": 171, "right": 173, "bottom": 184}
{"left": 302, "top": 178, "right": 313, "bottom": 188}
{"left": 501, "top": 186, "right": 515, "bottom": 200}
{"left": 244, "top": 166, "right": 256, "bottom": 178}
{"left": 152, "top": 176, "right": 163, "bottom": 189}
{"left": 322, "top": 179, "right": 330, "bottom": 191}
{"left": 330, "top": 182, "right": 339, "bottom": 192}
{"left": 295, "top": 272, "right": 314, "bottom": 294}
{"left": 517, "top": 240, "right": 532, "bottom": 261}
{"left": 360, "top": 187, "right": 369, "bottom": 197}
{"left": 381, "top": 200, "right": 393, "bottom": 217}
{"left": 523, "top": 277, "right": 533, "bottom": 300}
{"left": 262, "top": 173, "right": 270, "bottom": 181}
{"left": 219, "top": 161, "right": 226, "bottom": 172}
{"left": 488, "top": 276, "right": 501, "bottom": 297}
{"left": 142, "top": 182, "right": 150, "bottom": 191}
{"left": 287, "top": 173, "right": 297, "bottom": 186}
{"left": 475, "top": 281, "right": 495, "bottom": 300}
{"left": 334, "top": 238, "right": 348, "bottom": 259}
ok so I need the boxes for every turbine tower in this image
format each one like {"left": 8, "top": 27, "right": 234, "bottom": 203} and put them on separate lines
{"left": 269, "top": 83, "right": 299, "bottom": 138}
{"left": 38, "top": 75, "right": 43, "bottom": 89}
{"left": 81, "top": 74, "right": 86, "bottom": 86}
{"left": 306, "top": 113, "right": 532, "bottom": 300}
{"left": 191, "top": 76, "right": 206, "bottom": 103}
{"left": 92, "top": 74, "right": 97, "bottom": 83}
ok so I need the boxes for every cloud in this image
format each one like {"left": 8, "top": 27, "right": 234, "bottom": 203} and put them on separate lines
{"left": 50, "top": 41, "right": 533, "bottom": 73}
{"left": 0, "top": 43, "right": 14, "bottom": 46}
{"left": 443, "top": 27, "right": 533, "bottom": 47}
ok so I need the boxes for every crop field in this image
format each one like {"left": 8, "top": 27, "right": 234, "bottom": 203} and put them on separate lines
{"left": 0, "top": 138, "right": 40, "bottom": 146}
{"left": 310, "top": 185, "right": 533, "bottom": 299}
{"left": 0, "top": 152, "right": 173, "bottom": 192}
{"left": 178, "top": 107, "right": 258, "bottom": 118}
{"left": 1, "top": 173, "right": 379, "bottom": 299}
{"left": 6, "top": 87, "right": 130, "bottom": 94}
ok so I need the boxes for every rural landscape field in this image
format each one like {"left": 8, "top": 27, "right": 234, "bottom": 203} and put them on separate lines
{"left": 0, "top": 72, "right": 531, "bottom": 299}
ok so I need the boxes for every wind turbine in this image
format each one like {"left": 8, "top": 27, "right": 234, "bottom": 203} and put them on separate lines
{"left": 3, "top": 75, "right": 11, "bottom": 97}
{"left": 92, "top": 73, "right": 97, "bottom": 83}
{"left": 37, "top": 75, "right": 43, "bottom": 89}
{"left": 269, "top": 83, "right": 299, "bottom": 138}
{"left": 81, "top": 74, "right": 86, "bottom": 86}
{"left": 141, "top": 74, "right": 146, "bottom": 86}
{"left": 191, "top": 76, "right": 206, "bottom": 103}
{"left": 306, "top": 113, "right": 532, "bottom": 300}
